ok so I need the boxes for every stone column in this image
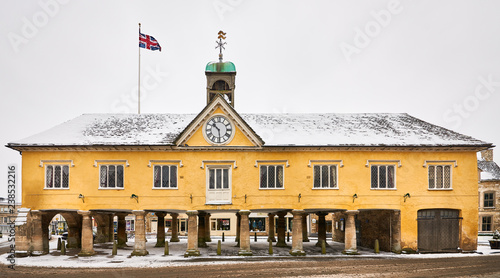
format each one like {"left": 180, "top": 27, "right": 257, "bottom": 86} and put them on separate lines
{"left": 276, "top": 212, "right": 287, "bottom": 247}
{"left": 267, "top": 213, "right": 276, "bottom": 242}
{"left": 290, "top": 210, "right": 306, "bottom": 256}
{"left": 331, "top": 213, "right": 342, "bottom": 242}
{"left": 170, "top": 213, "right": 180, "bottom": 242}
{"left": 198, "top": 212, "right": 207, "bottom": 247}
{"left": 131, "top": 210, "right": 148, "bottom": 256}
{"left": 67, "top": 225, "right": 81, "bottom": 249}
{"left": 302, "top": 213, "right": 310, "bottom": 242}
{"left": 391, "top": 210, "right": 402, "bottom": 253}
{"left": 316, "top": 212, "right": 327, "bottom": 246}
{"left": 31, "top": 210, "right": 48, "bottom": 255}
{"left": 205, "top": 213, "right": 212, "bottom": 242}
{"left": 116, "top": 213, "right": 127, "bottom": 248}
{"left": 94, "top": 214, "right": 110, "bottom": 243}
{"left": 184, "top": 211, "right": 200, "bottom": 257}
{"left": 343, "top": 210, "right": 359, "bottom": 255}
{"left": 155, "top": 212, "right": 166, "bottom": 247}
{"left": 238, "top": 210, "right": 252, "bottom": 256}
{"left": 108, "top": 214, "right": 115, "bottom": 242}
{"left": 235, "top": 212, "right": 241, "bottom": 246}
{"left": 78, "top": 210, "right": 95, "bottom": 256}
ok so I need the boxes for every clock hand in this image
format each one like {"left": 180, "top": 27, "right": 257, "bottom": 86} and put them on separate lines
{"left": 214, "top": 124, "right": 221, "bottom": 137}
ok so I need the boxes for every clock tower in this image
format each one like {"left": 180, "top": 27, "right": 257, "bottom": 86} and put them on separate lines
{"left": 205, "top": 31, "right": 236, "bottom": 107}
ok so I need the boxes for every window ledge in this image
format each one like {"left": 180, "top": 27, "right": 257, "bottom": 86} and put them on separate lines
{"left": 312, "top": 187, "right": 339, "bottom": 190}
{"left": 483, "top": 207, "right": 496, "bottom": 209}
{"left": 370, "top": 188, "right": 397, "bottom": 190}
{"left": 98, "top": 188, "right": 125, "bottom": 190}
{"left": 205, "top": 201, "right": 232, "bottom": 205}
{"left": 152, "top": 187, "right": 178, "bottom": 190}
{"left": 44, "top": 188, "right": 70, "bottom": 190}
{"left": 259, "top": 188, "right": 285, "bottom": 190}
{"left": 428, "top": 188, "right": 453, "bottom": 191}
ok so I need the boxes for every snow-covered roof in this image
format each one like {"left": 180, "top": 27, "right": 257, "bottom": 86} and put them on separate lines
{"left": 478, "top": 160, "right": 500, "bottom": 181}
{"left": 7, "top": 113, "right": 491, "bottom": 148}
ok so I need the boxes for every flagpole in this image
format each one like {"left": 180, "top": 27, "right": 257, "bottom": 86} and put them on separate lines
{"left": 138, "top": 22, "right": 141, "bottom": 114}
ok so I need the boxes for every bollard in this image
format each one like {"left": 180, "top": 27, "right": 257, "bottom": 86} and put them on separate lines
{"left": 112, "top": 240, "right": 117, "bottom": 256}
{"left": 374, "top": 239, "right": 380, "bottom": 254}
{"left": 222, "top": 232, "right": 225, "bottom": 242}
{"left": 254, "top": 232, "right": 257, "bottom": 242}
{"left": 287, "top": 232, "right": 290, "bottom": 242}
{"left": 321, "top": 240, "right": 326, "bottom": 255}
{"left": 217, "top": 240, "right": 222, "bottom": 255}
{"left": 57, "top": 237, "right": 62, "bottom": 250}
{"left": 269, "top": 239, "right": 273, "bottom": 255}
{"left": 165, "top": 241, "right": 169, "bottom": 256}
{"left": 61, "top": 241, "right": 66, "bottom": 255}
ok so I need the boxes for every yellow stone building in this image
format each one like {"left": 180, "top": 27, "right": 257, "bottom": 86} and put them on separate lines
{"left": 8, "top": 53, "right": 492, "bottom": 257}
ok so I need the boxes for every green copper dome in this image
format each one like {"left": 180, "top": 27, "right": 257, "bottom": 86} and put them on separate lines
{"left": 205, "top": 61, "right": 236, "bottom": 72}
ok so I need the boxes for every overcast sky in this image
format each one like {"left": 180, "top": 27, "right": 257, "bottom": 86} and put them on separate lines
{"left": 1, "top": 0, "right": 500, "bottom": 201}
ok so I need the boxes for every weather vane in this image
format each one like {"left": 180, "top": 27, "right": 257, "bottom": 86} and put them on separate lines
{"left": 215, "top": 30, "right": 227, "bottom": 62}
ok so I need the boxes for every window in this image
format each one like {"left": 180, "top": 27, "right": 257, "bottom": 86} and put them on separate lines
{"left": 249, "top": 217, "right": 266, "bottom": 232}
{"left": 484, "top": 192, "right": 495, "bottom": 208}
{"left": 482, "top": 216, "right": 492, "bottom": 231}
{"left": 45, "top": 165, "right": 69, "bottom": 189}
{"left": 370, "top": 165, "right": 395, "bottom": 189}
{"left": 313, "top": 165, "right": 337, "bottom": 188}
{"left": 211, "top": 218, "right": 231, "bottom": 231}
{"left": 99, "top": 165, "right": 124, "bottom": 188}
{"left": 153, "top": 165, "right": 177, "bottom": 188}
{"left": 208, "top": 168, "right": 229, "bottom": 189}
{"left": 260, "top": 165, "right": 284, "bottom": 189}
{"left": 428, "top": 165, "right": 452, "bottom": 189}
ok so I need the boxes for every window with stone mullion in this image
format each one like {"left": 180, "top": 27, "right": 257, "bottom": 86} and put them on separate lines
{"left": 45, "top": 165, "right": 69, "bottom": 189}
{"left": 260, "top": 165, "right": 284, "bottom": 189}
{"left": 313, "top": 165, "right": 337, "bottom": 188}
{"left": 371, "top": 165, "right": 395, "bottom": 189}
{"left": 428, "top": 165, "right": 451, "bottom": 189}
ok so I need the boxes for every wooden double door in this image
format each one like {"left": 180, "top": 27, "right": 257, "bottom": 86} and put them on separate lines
{"left": 417, "top": 209, "right": 461, "bottom": 252}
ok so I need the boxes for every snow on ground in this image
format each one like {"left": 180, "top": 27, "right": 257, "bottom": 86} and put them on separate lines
{"left": 1, "top": 235, "right": 499, "bottom": 268}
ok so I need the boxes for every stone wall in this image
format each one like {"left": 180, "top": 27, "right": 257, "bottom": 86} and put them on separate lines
{"left": 478, "top": 180, "right": 500, "bottom": 232}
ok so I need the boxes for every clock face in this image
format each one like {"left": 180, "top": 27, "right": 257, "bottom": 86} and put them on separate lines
{"left": 205, "top": 115, "right": 233, "bottom": 144}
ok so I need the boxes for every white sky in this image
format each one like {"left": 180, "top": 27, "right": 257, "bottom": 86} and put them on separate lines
{"left": 1, "top": 0, "right": 500, "bottom": 201}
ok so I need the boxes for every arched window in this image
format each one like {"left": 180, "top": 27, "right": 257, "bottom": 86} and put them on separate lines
{"left": 211, "top": 80, "right": 230, "bottom": 91}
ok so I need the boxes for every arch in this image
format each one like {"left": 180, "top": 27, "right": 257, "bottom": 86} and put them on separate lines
{"left": 211, "top": 80, "right": 230, "bottom": 91}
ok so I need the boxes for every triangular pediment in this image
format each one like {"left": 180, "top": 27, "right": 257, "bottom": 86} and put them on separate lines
{"left": 174, "top": 95, "right": 264, "bottom": 148}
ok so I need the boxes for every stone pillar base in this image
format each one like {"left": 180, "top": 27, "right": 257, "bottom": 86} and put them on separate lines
{"left": 78, "top": 250, "right": 96, "bottom": 257}
{"left": 170, "top": 237, "right": 180, "bottom": 242}
{"left": 131, "top": 250, "right": 149, "bottom": 256}
{"left": 155, "top": 241, "right": 165, "bottom": 247}
{"left": 117, "top": 242, "right": 128, "bottom": 248}
{"left": 198, "top": 239, "right": 208, "bottom": 248}
{"left": 342, "top": 249, "right": 360, "bottom": 255}
{"left": 184, "top": 249, "right": 200, "bottom": 257}
{"left": 289, "top": 249, "right": 306, "bottom": 256}
{"left": 276, "top": 240, "right": 287, "bottom": 247}
{"left": 15, "top": 251, "right": 30, "bottom": 258}
{"left": 238, "top": 250, "right": 253, "bottom": 256}
{"left": 315, "top": 241, "right": 329, "bottom": 247}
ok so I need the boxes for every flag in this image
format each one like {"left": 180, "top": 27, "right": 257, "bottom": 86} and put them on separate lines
{"left": 139, "top": 32, "right": 161, "bottom": 51}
